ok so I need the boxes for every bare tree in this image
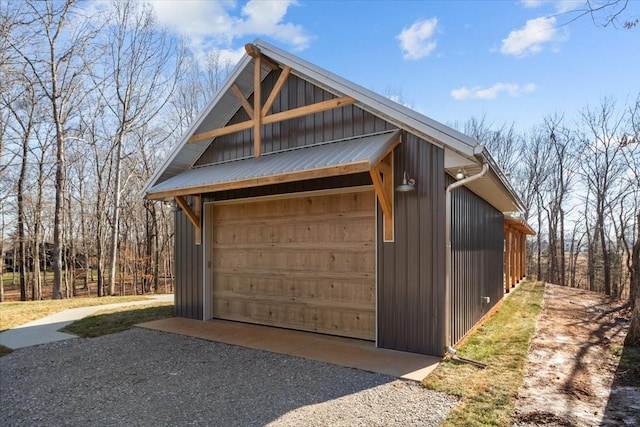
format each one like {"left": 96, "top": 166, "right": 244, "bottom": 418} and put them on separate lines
{"left": 578, "top": 99, "right": 628, "bottom": 295}
{"left": 561, "top": 0, "right": 639, "bottom": 29}
{"left": 97, "top": 0, "right": 179, "bottom": 295}
{"left": 8, "top": 0, "right": 102, "bottom": 298}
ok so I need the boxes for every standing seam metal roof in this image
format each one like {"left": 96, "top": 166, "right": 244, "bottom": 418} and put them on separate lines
{"left": 146, "top": 130, "right": 399, "bottom": 198}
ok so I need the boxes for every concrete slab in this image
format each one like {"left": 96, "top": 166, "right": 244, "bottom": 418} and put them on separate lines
{"left": 139, "top": 318, "right": 442, "bottom": 382}
{"left": 0, "top": 295, "right": 174, "bottom": 350}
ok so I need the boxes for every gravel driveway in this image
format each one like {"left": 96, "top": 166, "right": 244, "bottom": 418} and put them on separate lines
{"left": 0, "top": 328, "right": 457, "bottom": 426}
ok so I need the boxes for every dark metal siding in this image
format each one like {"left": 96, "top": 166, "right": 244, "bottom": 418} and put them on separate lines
{"left": 211, "top": 173, "right": 372, "bottom": 202}
{"left": 377, "top": 132, "right": 446, "bottom": 356}
{"left": 194, "top": 73, "right": 395, "bottom": 166}
{"left": 174, "top": 197, "right": 203, "bottom": 320}
{"left": 447, "top": 175, "right": 505, "bottom": 345}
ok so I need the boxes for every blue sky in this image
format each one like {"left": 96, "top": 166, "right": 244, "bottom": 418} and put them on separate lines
{"left": 148, "top": 0, "right": 640, "bottom": 131}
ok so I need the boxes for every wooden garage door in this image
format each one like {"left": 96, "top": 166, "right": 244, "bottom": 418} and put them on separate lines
{"left": 211, "top": 190, "right": 375, "bottom": 340}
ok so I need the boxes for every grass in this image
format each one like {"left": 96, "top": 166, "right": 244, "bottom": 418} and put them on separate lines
{"left": 0, "top": 296, "right": 155, "bottom": 332}
{"left": 61, "top": 303, "right": 174, "bottom": 338}
{"left": 423, "top": 280, "right": 545, "bottom": 427}
{"left": 0, "top": 344, "right": 12, "bottom": 356}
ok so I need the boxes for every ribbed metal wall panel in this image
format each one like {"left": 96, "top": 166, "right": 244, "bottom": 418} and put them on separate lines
{"left": 377, "top": 132, "right": 446, "bottom": 356}
{"left": 447, "top": 175, "right": 505, "bottom": 345}
{"left": 194, "top": 72, "right": 394, "bottom": 166}
{"left": 211, "top": 173, "right": 372, "bottom": 202}
{"left": 174, "top": 197, "right": 203, "bottom": 320}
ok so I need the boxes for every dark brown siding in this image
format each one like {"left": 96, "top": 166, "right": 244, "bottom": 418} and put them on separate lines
{"left": 377, "top": 132, "right": 446, "bottom": 356}
{"left": 211, "top": 173, "right": 372, "bottom": 202}
{"left": 194, "top": 73, "right": 395, "bottom": 166}
{"left": 448, "top": 175, "right": 505, "bottom": 345}
{"left": 174, "top": 198, "right": 203, "bottom": 319}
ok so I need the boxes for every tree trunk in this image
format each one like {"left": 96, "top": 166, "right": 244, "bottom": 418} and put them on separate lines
{"left": 52, "top": 126, "right": 65, "bottom": 299}
{"left": 560, "top": 208, "right": 566, "bottom": 287}
{"left": 17, "top": 131, "right": 28, "bottom": 301}
{"left": 108, "top": 137, "right": 123, "bottom": 296}
{"left": 624, "top": 214, "right": 640, "bottom": 346}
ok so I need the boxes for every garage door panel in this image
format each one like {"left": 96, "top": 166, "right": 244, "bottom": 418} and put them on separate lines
{"left": 213, "top": 216, "right": 374, "bottom": 245}
{"left": 211, "top": 190, "right": 375, "bottom": 340}
{"left": 213, "top": 192, "right": 374, "bottom": 222}
{"left": 213, "top": 274, "right": 375, "bottom": 304}
{"left": 213, "top": 249, "right": 374, "bottom": 272}
{"left": 212, "top": 297, "right": 375, "bottom": 340}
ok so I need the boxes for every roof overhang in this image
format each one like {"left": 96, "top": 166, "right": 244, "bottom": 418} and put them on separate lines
{"left": 146, "top": 129, "right": 400, "bottom": 200}
{"left": 504, "top": 213, "right": 536, "bottom": 235}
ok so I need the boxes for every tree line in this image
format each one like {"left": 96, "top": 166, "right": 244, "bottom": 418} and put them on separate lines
{"left": 0, "top": 1, "right": 638, "bottom": 343}
{"left": 1, "top": 0, "right": 229, "bottom": 300}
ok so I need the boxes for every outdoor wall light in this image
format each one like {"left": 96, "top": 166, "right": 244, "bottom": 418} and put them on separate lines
{"left": 455, "top": 168, "right": 466, "bottom": 180}
{"left": 396, "top": 171, "right": 416, "bottom": 192}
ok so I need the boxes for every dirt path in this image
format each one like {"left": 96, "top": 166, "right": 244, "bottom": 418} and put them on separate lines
{"left": 513, "top": 284, "right": 639, "bottom": 426}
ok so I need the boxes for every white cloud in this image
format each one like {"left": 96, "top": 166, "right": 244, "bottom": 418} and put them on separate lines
{"left": 149, "top": 0, "right": 311, "bottom": 63}
{"left": 450, "top": 83, "right": 536, "bottom": 100}
{"left": 501, "top": 16, "right": 567, "bottom": 57}
{"left": 519, "top": 0, "right": 582, "bottom": 13}
{"left": 520, "top": 0, "right": 545, "bottom": 7}
{"left": 397, "top": 18, "right": 438, "bottom": 60}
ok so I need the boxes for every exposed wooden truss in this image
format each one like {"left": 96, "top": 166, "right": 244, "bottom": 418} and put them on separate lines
{"left": 370, "top": 152, "right": 395, "bottom": 241}
{"left": 187, "top": 43, "right": 356, "bottom": 155}
{"left": 175, "top": 195, "right": 201, "bottom": 245}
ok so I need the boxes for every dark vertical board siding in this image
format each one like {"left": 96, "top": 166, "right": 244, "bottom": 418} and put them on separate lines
{"left": 174, "top": 197, "right": 203, "bottom": 320}
{"left": 194, "top": 74, "right": 395, "bottom": 166}
{"left": 377, "top": 133, "right": 446, "bottom": 356}
{"left": 447, "top": 175, "right": 505, "bottom": 345}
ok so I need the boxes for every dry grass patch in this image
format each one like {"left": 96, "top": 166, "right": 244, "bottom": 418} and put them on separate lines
{"left": 423, "top": 281, "right": 545, "bottom": 426}
{"left": 61, "top": 303, "right": 174, "bottom": 338}
{"left": 0, "top": 296, "right": 155, "bottom": 332}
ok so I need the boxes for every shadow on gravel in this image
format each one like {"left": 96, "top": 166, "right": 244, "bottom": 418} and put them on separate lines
{"left": 602, "top": 344, "right": 640, "bottom": 426}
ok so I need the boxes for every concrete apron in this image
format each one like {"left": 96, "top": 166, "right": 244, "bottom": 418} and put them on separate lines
{"left": 138, "top": 318, "right": 442, "bottom": 382}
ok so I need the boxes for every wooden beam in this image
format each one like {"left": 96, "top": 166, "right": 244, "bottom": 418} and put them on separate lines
{"left": 382, "top": 155, "right": 393, "bottom": 241}
{"left": 194, "top": 195, "right": 202, "bottom": 245}
{"left": 231, "top": 83, "right": 254, "bottom": 119}
{"left": 369, "top": 166, "right": 393, "bottom": 241}
{"left": 245, "top": 43, "right": 261, "bottom": 58}
{"left": 149, "top": 161, "right": 372, "bottom": 200}
{"left": 504, "top": 226, "right": 511, "bottom": 293}
{"left": 254, "top": 55, "right": 262, "bottom": 157}
{"left": 188, "top": 120, "right": 253, "bottom": 143}
{"left": 262, "top": 96, "right": 356, "bottom": 125}
{"left": 244, "top": 43, "right": 279, "bottom": 70}
{"left": 261, "top": 66, "right": 291, "bottom": 117}
{"left": 188, "top": 95, "right": 356, "bottom": 143}
{"left": 175, "top": 196, "right": 200, "bottom": 231}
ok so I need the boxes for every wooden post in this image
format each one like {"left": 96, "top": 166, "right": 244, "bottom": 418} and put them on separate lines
{"left": 253, "top": 55, "right": 262, "bottom": 157}
{"left": 504, "top": 226, "right": 511, "bottom": 293}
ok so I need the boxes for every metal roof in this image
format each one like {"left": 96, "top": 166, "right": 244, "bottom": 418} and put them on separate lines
{"left": 146, "top": 130, "right": 399, "bottom": 200}
{"left": 142, "top": 39, "right": 525, "bottom": 214}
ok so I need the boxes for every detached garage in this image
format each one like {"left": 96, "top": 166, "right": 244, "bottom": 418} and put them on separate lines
{"left": 144, "top": 40, "right": 534, "bottom": 357}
